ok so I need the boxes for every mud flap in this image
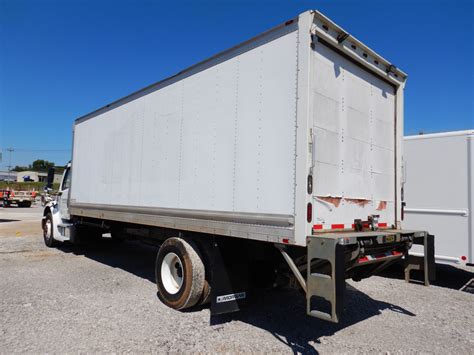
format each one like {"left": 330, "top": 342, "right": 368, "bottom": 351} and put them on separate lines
{"left": 208, "top": 239, "right": 249, "bottom": 316}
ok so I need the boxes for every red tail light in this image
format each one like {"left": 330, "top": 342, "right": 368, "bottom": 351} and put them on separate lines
{"left": 307, "top": 202, "right": 312, "bottom": 223}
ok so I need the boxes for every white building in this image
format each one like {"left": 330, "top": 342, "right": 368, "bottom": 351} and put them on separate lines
{"left": 16, "top": 171, "right": 62, "bottom": 184}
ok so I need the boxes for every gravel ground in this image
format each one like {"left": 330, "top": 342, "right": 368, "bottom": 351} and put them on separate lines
{"left": 0, "top": 205, "right": 473, "bottom": 353}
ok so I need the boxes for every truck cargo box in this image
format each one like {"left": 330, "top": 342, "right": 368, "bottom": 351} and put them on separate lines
{"left": 404, "top": 130, "right": 474, "bottom": 265}
{"left": 69, "top": 10, "right": 407, "bottom": 247}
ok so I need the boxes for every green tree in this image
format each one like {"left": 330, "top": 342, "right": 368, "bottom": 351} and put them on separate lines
{"left": 11, "top": 165, "right": 28, "bottom": 172}
{"left": 30, "top": 159, "right": 55, "bottom": 172}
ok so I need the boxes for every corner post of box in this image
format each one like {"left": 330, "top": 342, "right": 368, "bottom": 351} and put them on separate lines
{"left": 404, "top": 232, "right": 435, "bottom": 286}
{"left": 306, "top": 236, "right": 346, "bottom": 323}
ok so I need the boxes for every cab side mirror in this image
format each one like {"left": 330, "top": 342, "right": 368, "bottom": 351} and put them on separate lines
{"left": 46, "top": 167, "right": 55, "bottom": 189}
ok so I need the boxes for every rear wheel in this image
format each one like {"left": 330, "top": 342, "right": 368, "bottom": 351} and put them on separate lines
{"left": 42, "top": 213, "right": 58, "bottom": 247}
{"left": 155, "top": 238, "right": 205, "bottom": 310}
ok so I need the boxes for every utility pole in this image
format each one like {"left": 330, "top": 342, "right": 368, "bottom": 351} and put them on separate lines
{"left": 6, "top": 147, "right": 14, "bottom": 176}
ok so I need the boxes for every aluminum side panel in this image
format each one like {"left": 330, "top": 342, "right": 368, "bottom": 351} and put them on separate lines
{"left": 69, "top": 203, "right": 294, "bottom": 243}
{"left": 403, "top": 133, "right": 473, "bottom": 263}
{"left": 71, "top": 30, "right": 298, "bottom": 227}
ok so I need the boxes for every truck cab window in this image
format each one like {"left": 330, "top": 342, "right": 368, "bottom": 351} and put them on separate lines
{"left": 62, "top": 168, "right": 71, "bottom": 190}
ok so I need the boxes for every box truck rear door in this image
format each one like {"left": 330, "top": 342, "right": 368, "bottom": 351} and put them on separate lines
{"left": 311, "top": 41, "right": 396, "bottom": 230}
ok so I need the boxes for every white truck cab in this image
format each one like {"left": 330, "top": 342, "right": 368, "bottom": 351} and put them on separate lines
{"left": 42, "top": 163, "right": 73, "bottom": 246}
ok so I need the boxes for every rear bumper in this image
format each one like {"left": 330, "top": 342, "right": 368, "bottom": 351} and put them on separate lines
{"left": 309, "top": 229, "right": 426, "bottom": 246}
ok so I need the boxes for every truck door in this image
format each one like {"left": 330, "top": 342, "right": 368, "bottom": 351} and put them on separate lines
{"left": 58, "top": 167, "right": 71, "bottom": 220}
{"left": 310, "top": 40, "right": 397, "bottom": 230}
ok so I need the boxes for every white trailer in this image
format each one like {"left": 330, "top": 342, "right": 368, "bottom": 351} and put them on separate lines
{"left": 403, "top": 130, "right": 474, "bottom": 265}
{"left": 41, "top": 10, "right": 433, "bottom": 323}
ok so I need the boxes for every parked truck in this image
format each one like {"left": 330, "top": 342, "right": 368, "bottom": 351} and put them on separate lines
{"left": 403, "top": 130, "right": 473, "bottom": 265}
{"left": 1, "top": 189, "right": 34, "bottom": 207}
{"left": 42, "top": 10, "right": 434, "bottom": 323}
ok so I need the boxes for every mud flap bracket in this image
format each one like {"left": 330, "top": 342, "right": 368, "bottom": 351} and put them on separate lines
{"left": 306, "top": 236, "right": 346, "bottom": 323}
{"left": 404, "top": 233, "right": 435, "bottom": 286}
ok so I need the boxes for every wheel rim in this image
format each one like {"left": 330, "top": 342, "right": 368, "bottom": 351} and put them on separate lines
{"left": 161, "top": 252, "right": 184, "bottom": 295}
{"left": 44, "top": 219, "right": 52, "bottom": 240}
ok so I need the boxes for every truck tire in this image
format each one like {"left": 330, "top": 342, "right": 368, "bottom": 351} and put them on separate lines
{"left": 199, "top": 279, "right": 211, "bottom": 305}
{"left": 196, "top": 241, "right": 213, "bottom": 305}
{"left": 42, "top": 213, "right": 58, "bottom": 247}
{"left": 156, "top": 238, "right": 205, "bottom": 310}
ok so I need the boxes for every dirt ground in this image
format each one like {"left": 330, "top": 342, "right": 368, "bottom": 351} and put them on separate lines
{"left": 0, "top": 205, "right": 473, "bottom": 353}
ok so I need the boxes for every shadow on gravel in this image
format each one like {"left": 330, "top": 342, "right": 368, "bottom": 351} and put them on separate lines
{"left": 380, "top": 263, "right": 474, "bottom": 291}
{"left": 211, "top": 285, "right": 415, "bottom": 354}
{"left": 57, "top": 239, "right": 158, "bottom": 283}
{"left": 56, "top": 239, "right": 417, "bottom": 354}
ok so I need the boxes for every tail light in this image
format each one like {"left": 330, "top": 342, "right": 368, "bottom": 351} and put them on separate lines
{"left": 307, "top": 202, "right": 312, "bottom": 223}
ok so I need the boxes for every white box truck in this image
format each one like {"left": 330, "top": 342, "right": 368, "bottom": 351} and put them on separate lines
{"left": 403, "top": 130, "right": 473, "bottom": 265}
{"left": 41, "top": 10, "right": 433, "bottom": 323}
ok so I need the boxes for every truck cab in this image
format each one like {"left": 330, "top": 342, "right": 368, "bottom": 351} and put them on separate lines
{"left": 42, "top": 163, "right": 73, "bottom": 246}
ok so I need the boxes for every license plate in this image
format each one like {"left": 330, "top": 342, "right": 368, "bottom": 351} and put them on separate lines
{"left": 385, "top": 235, "right": 395, "bottom": 243}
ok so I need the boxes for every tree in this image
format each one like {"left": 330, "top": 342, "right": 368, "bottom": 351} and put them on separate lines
{"left": 11, "top": 165, "right": 28, "bottom": 172}
{"left": 31, "top": 159, "right": 55, "bottom": 172}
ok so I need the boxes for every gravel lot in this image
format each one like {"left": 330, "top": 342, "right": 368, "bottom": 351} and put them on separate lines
{"left": 1, "top": 205, "right": 473, "bottom": 353}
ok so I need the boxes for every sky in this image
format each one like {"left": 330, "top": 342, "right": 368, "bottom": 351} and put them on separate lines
{"left": 0, "top": 0, "right": 473, "bottom": 170}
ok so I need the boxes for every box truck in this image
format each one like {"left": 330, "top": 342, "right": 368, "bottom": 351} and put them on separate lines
{"left": 403, "top": 130, "right": 473, "bottom": 265}
{"left": 41, "top": 10, "right": 434, "bottom": 323}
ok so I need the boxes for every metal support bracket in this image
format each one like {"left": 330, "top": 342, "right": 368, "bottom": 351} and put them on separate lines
{"left": 404, "top": 233, "right": 436, "bottom": 286}
{"left": 275, "top": 245, "right": 307, "bottom": 293}
{"left": 306, "top": 236, "right": 346, "bottom": 323}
